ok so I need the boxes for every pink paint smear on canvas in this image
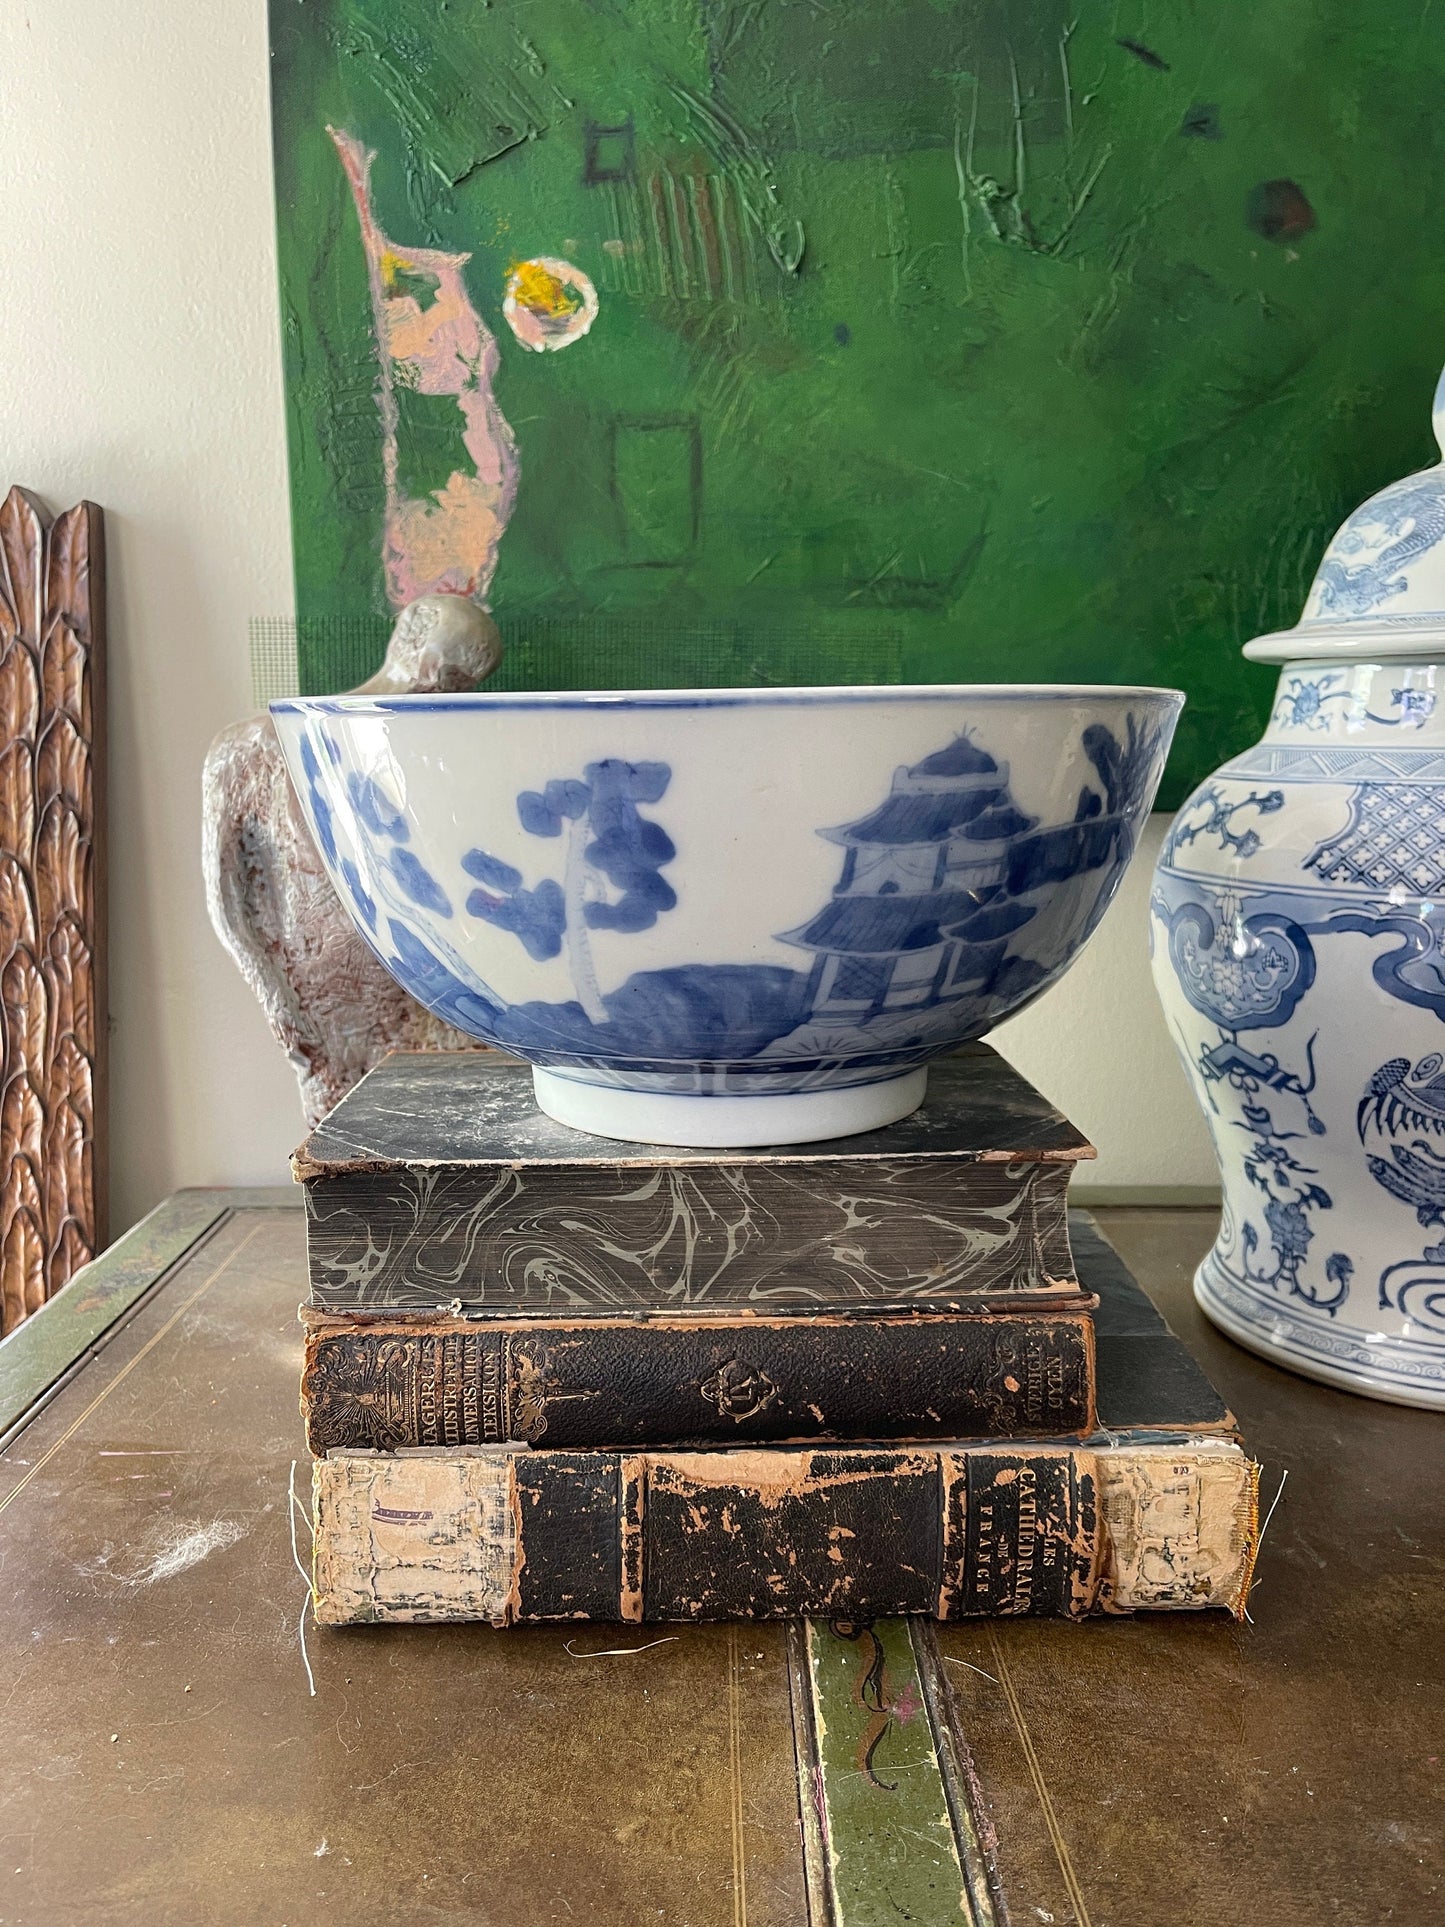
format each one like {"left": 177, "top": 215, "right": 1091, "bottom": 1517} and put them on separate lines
{"left": 329, "top": 126, "right": 520, "bottom": 610}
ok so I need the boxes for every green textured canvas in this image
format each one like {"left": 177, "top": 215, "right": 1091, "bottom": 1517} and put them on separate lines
{"left": 268, "top": 0, "right": 1445, "bottom": 804}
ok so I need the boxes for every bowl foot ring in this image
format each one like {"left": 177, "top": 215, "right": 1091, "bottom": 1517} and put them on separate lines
{"left": 531, "top": 1065, "right": 929, "bottom": 1149}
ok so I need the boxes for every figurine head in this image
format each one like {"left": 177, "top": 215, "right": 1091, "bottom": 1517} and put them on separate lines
{"left": 358, "top": 595, "right": 503, "bottom": 696}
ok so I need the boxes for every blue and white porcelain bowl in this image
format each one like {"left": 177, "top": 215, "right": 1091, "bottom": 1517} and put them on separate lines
{"left": 273, "top": 685, "right": 1181, "bottom": 1146}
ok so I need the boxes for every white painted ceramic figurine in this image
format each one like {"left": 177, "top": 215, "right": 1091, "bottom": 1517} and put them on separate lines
{"left": 202, "top": 596, "right": 498, "bottom": 1124}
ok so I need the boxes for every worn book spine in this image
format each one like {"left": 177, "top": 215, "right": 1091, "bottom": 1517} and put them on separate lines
{"left": 311, "top": 1440, "right": 1260, "bottom": 1626}
{"left": 299, "top": 1307, "right": 1097, "bottom": 1452}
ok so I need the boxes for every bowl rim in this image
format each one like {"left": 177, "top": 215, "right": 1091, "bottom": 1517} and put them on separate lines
{"left": 272, "top": 682, "right": 1186, "bottom": 715}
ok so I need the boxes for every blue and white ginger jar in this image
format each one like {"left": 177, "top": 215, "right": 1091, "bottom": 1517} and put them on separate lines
{"left": 1151, "top": 366, "right": 1445, "bottom": 1407}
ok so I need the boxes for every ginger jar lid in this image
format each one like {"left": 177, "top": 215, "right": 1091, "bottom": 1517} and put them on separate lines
{"left": 1246, "top": 365, "right": 1445, "bottom": 663}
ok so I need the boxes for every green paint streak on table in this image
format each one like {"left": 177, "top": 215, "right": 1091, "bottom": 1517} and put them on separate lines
{"left": 806, "top": 1617, "right": 972, "bottom": 1924}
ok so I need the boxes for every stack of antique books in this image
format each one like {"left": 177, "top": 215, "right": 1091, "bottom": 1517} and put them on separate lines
{"left": 294, "top": 1044, "right": 1258, "bottom": 1625}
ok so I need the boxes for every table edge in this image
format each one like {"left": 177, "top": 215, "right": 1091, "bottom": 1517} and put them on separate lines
{"left": 0, "top": 1185, "right": 301, "bottom": 1443}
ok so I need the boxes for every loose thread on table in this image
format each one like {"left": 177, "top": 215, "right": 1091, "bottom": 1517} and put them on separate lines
{"left": 289, "top": 1477, "right": 314, "bottom": 1542}
{"left": 1255, "top": 1465, "right": 1290, "bottom": 1555}
{"left": 563, "top": 1636, "right": 680, "bottom": 1659}
{"left": 943, "top": 1656, "right": 1001, "bottom": 1684}
{"left": 288, "top": 1459, "right": 317, "bottom": 1698}
{"left": 1243, "top": 1465, "right": 1290, "bottom": 1623}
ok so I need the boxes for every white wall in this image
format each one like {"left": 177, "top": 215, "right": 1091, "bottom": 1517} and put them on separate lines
{"left": 0, "top": 1, "right": 301, "bottom": 1232}
{"left": 0, "top": 1, "right": 1217, "bottom": 1236}
{"left": 993, "top": 816, "right": 1218, "bottom": 1196}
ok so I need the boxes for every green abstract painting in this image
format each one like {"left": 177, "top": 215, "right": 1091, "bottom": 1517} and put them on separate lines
{"left": 269, "top": 0, "right": 1445, "bottom": 804}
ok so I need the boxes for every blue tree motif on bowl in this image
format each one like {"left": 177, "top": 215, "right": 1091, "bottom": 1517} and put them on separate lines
{"left": 464, "top": 760, "right": 676, "bottom": 1004}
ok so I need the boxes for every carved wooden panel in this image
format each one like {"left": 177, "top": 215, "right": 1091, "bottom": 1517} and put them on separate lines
{"left": 0, "top": 489, "right": 106, "bottom": 1333}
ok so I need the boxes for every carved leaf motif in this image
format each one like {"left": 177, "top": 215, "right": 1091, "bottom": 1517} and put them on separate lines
{"left": 50, "top": 1034, "right": 93, "bottom": 1115}
{"left": 50, "top": 1216, "right": 93, "bottom": 1293}
{"left": 41, "top": 618, "right": 89, "bottom": 736}
{"left": 0, "top": 854, "right": 37, "bottom": 960}
{"left": 45, "top": 504, "right": 93, "bottom": 640}
{"left": 44, "top": 919, "right": 94, "bottom": 1060}
{"left": 0, "top": 740, "right": 34, "bottom": 864}
{"left": 36, "top": 712, "right": 89, "bottom": 816}
{"left": 2, "top": 1217, "right": 44, "bottom": 1330}
{"left": 0, "top": 639, "right": 41, "bottom": 750}
{"left": 2, "top": 949, "right": 48, "bottom": 1081}
{"left": 1, "top": 1072, "right": 44, "bottom": 1168}
{"left": 44, "top": 1097, "right": 91, "bottom": 1249}
{"left": 0, "top": 489, "right": 44, "bottom": 649}
{"left": 1, "top": 1158, "right": 45, "bottom": 1333}
{"left": 34, "top": 799, "right": 87, "bottom": 937}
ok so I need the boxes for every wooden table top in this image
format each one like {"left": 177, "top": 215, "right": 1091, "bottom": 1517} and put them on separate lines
{"left": 0, "top": 1191, "right": 1438, "bottom": 1926}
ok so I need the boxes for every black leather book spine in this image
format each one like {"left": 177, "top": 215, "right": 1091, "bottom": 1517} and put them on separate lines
{"left": 313, "top": 1445, "right": 1115, "bottom": 1622}
{"left": 301, "top": 1309, "right": 1096, "bottom": 1452}
{"left": 631, "top": 1448, "right": 1097, "bottom": 1621}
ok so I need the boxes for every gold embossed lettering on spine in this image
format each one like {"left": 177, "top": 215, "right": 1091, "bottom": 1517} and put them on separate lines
{"left": 0, "top": 490, "right": 106, "bottom": 1331}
